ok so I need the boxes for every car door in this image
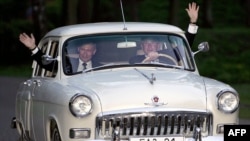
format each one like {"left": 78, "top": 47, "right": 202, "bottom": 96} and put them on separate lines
{"left": 16, "top": 79, "right": 34, "bottom": 136}
{"left": 22, "top": 38, "right": 59, "bottom": 141}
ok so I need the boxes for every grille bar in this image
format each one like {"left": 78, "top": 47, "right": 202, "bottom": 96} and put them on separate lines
{"left": 96, "top": 112, "right": 211, "bottom": 138}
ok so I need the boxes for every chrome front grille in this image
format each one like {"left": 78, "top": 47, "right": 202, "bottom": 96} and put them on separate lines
{"left": 96, "top": 111, "right": 211, "bottom": 138}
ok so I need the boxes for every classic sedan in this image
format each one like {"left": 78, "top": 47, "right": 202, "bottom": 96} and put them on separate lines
{"left": 12, "top": 22, "right": 239, "bottom": 141}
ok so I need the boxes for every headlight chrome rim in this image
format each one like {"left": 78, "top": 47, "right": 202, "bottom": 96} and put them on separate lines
{"left": 69, "top": 94, "right": 93, "bottom": 118}
{"left": 217, "top": 90, "right": 239, "bottom": 113}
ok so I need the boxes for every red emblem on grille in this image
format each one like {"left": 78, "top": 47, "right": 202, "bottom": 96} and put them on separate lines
{"left": 144, "top": 95, "right": 167, "bottom": 106}
{"left": 152, "top": 96, "right": 159, "bottom": 103}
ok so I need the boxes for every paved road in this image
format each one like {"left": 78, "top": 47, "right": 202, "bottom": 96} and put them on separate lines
{"left": 0, "top": 76, "right": 249, "bottom": 141}
{"left": 0, "top": 76, "right": 26, "bottom": 141}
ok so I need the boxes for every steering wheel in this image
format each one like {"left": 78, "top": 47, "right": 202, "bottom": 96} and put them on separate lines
{"left": 158, "top": 54, "right": 178, "bottom": 65}
{"left": 142, "top": 53, "right": 178, "bottom": 65}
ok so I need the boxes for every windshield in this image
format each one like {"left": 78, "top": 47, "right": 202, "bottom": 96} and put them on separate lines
{"left": 62, "top": 33, "right": 195, "bottom": 75}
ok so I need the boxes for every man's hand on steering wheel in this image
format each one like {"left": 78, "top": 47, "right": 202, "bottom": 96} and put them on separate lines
{"left": 142, "top": 52, "right": 178, "bottom": 65}
{"left": 143, "top": 52, "right": 159, "bottom": 63}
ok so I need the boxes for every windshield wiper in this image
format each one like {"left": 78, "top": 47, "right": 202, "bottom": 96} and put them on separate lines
{"left": 134, "top": 68, "right": 156, "bottom": 85}
{"left": 132, "top": 63, "right": 184, "bottom": 69}
{"left": 82, "top": 63, "right": 130, "bottom": 73}
{"left": 81, "top": 62, "right": 183, "bottom": 73}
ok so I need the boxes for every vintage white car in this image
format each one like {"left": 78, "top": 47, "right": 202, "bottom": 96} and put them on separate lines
{"left": 12, "top": 22, "right": 239, "bottom": 141}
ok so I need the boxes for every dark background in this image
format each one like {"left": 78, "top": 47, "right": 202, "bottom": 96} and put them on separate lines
{"left": 0, "top": 0, "right": 250, "bottom": 83}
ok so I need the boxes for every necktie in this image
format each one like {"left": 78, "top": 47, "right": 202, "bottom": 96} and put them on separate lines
{"left": 82, "top": 63, "right": 87, "bottom": 70}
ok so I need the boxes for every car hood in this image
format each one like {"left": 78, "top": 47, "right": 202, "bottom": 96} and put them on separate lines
{"left": 69, "top": 68, "right": 207, "bottom": 112}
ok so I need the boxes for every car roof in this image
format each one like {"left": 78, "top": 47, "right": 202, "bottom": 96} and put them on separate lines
{"left": 44, "top": 22, "right": 185, "bottom": 37}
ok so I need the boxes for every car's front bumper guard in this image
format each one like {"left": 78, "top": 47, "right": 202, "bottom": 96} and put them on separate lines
{"left": 11, "top": 117, "right": 222, "bottom": 141}
{"left": 112, "top": 126, "right": 204, "bottom": 141}
{"left": 11, "top": 117, "right": 32, "bottom": 141}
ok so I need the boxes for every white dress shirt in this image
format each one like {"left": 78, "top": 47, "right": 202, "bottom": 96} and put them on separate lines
{"left": 31, "top": 47, "right": 39, "bottom": 54}
{"left": 77, "top": 59, "right": 92, "bottom": 71}
{"left": 188, "top": 23, "right": 198, "bottom": 34}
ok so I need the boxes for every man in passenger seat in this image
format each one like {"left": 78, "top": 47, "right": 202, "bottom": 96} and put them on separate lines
{"left": 19, "top": 33, "right": 100, "bottom": 73}
{"left": 65, "top": 42, "right": 101, "bottom": 73}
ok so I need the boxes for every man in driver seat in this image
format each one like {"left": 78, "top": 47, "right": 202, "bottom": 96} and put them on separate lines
{"left": 129, "top": 37, "right": 179, "bottom": 65}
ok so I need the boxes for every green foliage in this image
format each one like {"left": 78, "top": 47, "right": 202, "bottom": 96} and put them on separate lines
{"left": 0, "top": 64, "right": 32, "bottom": 77}
{"left": 45, "top": 0, "right": 63, "bottom": 29}
{"left": 212, "top": 0, "right": 246, "bottom": 27}
{"left": 138, "top": 0, "right": 168, "bottom": 23}
{"left": 194, "top": 28, "right": 250, "bottom": 83}
{"left": 232, "top": 84, "right": 250, "bottom": 119}
{"left": 99, "top": 0, "right": 119, "bottom": 21}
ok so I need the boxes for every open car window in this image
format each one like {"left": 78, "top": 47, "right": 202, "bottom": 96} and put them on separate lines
{"left": 62, "top": 33, "right": 195, "bottom": 75}
{"left": 33, "top": 40, "right": 59, "bottom": 77}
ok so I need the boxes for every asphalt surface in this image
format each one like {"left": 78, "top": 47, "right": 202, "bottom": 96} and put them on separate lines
{"left": 0, "top": 76, "right": 25, "bottom": 141}
{"left": 0, "top": 76, "right": 249, "bottom": 141}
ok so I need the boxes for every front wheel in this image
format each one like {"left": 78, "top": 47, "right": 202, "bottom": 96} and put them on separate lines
{"left": 51, "top": 124, "right": 61, "bottom": 141}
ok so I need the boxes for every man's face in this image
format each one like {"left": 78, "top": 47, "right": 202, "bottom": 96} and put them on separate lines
{"left": 78, "top": 43, "right": 96, "bottom": 62}
{"left": 141, "top": 39, "right": 159, "bottom": 55}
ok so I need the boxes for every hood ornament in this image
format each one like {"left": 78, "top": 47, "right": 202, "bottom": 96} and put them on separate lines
{"left": 134, "top": 68, "right": 156, "bottom": 85}
{"left": 144, "top": 96, "right": 167, "bottom": 106}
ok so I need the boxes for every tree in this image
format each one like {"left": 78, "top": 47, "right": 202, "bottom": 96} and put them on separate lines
{"left": 168, "top": 0, "right": 179, "bottom": 25}
{"left": 245, "top": 0, "right": 250, "bottom": 27}
{"left": 127, "top": 0, "right": 142, "bottom": 21}
{"left": 78, "top": 0, "right": 91, "bottom": 23}
{"left": 32, "top": 0, "right": 47, "bottom": 39}
{"left": 66, "top": 0, "right": 78, "bottom": 24}
{"left": 91, "top": 0, "right": 101, "bottom": 22}
{"left": 201, "top": 0, "right": 213, "bottom": 28}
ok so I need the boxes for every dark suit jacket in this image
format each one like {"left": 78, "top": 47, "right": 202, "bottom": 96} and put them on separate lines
{"left": 66, "top": 58, "right": 101, "bottom": 73}
{"left": 32, "top": 49, "right": 58, "bottom": 71}
{"left": 185, "top": 31, "right": 196, "bottom": 47}
{"left": 33, "top": 49, "right": 101, "bottom": 74}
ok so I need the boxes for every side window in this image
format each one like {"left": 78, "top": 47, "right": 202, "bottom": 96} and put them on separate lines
{"left": 33, "top": 43, "right": 48, "bottom": 76}
{"left": 33, "top": 40, "right": 59, "bottom": 77}
{"left": 45, "top": 41, "right": 59, "bottom": 77}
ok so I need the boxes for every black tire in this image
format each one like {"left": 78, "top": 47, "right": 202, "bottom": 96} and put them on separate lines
{"left": 51, "top": 124, "right": 61, "bottom": 141}
{"left": 17, "top": 121, "right": 31, "bottom": 141}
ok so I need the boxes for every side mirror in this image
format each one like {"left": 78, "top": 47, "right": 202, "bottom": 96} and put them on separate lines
{"left": 42, "top": 55, "right": 57, "bottom": 65}
{"left": 193, "top": 42, "right": 209, "bottom": 55}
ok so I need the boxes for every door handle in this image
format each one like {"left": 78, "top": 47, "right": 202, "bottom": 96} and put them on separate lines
{"left": 24, "top": 80, "right": 32, "bottom": 86}
{"left": 33, "top": 80, "right": 41, "bottom": 87}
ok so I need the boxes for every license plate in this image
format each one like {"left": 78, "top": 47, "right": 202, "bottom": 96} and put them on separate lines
{"left": 130, "top": 137, "right": 184, "bottom": 141}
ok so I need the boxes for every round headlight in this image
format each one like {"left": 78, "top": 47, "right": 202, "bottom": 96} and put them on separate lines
{"left": 217, "top": 91, "right": 239, "bottom": 113}
{"left": 69, "top": 94, "right": 92, "bottom": 117}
